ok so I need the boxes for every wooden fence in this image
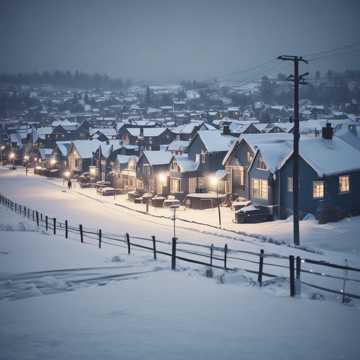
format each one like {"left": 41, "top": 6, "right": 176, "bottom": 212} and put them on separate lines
{"left": 1, "top": 192, "right": 360, "bottom": 302}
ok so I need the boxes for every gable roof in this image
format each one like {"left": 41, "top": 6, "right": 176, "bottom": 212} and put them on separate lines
{"left": 142, "top": 150, "right": 173, "bottom": 166}
{"left": 192, "top": 130, "right": 235, "bottom": 153}
{"left": 71, "top": 140, "right": 101, "bottom": 159}
{"left": 127, "top": 127, "right": 168, "bottom": 137}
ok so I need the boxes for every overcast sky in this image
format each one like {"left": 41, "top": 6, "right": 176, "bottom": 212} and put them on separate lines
{"left": 0, "top": 0, "right": 359, "bottom": 82}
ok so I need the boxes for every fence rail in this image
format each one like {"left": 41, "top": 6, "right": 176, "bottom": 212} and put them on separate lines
{"left": 1, "top": 192, "right": 360, "bottom": 303}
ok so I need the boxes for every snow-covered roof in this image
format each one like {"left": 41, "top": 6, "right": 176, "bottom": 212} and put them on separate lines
{"left": 167, "top": 140, "right": 190, "bottom": 152}
{"left": 90, "top": 128, "right": 117, "bottom": 137}
{"left": 289, "top": 137, "right": 360, "bottom": 176}
{"left": 55, "top": 141, "right": 72, "bottom": 157}
{"left": 116, "top": 154, "right": 138, "bottom": 164}
{"left": 143, "top": 151, "right": 173, "bottom": 166}
{"left": 71, "top": 140, "right": 101, "bottom": 159}
{"left": 174, "top": 155, "right": 199, "bottom": 173}
{"left": 196, "top": 130, "right": 235, "bottom": 153}
{"left": 127, "top": 127, "right": 168, "bottom": 137}
{"left": 39, "top": 148, "right": 53, "bottom": 159}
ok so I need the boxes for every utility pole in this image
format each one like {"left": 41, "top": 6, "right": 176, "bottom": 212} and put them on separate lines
{"left": 277, "top": 55, "right": 308, "bottom": 246}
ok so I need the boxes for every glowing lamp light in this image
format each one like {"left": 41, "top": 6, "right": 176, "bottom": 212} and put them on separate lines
{"left": 89, "top": 166, "right": 97, "bottom": 177}
{"left": 209, "top": 176, "right": 218, "bottom": 187}
{"left": 24, "top": 155, "right": 29, "bottom": 161}
{"left": 1, "top": 145, "right": 5, "bottom": 150}
{"left": 158, "top": 173, "right": 167, "bottom": 184}
{"left": 9, "top": 152, "right": 15, "bottom": 160}
{"left": 50, "top": 158, "right": 57, "bottom": 166}
{"left": 63, "top": 170, "right": 71, "bottom": 178}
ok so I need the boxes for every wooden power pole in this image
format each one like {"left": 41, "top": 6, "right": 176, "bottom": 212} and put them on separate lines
{"left": 277, "top": 55, "right": 308, "bottom": 246}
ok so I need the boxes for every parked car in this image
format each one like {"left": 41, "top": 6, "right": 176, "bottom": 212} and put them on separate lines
{"left": 235, "top": 205, "right": 273, "bottom": 223}
{"left": 96, "top": 181, "right": 111, "bottom": 193}
{"left": 99, "top": 187, "right": 117, "bottom": 196}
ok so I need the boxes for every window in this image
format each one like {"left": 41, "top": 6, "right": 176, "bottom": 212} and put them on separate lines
{"left": 288, "top": 177, "right": 293, "bottom": 192}
{"left": 171, "top": 178, "right": 181, "bottom": 193}
{"left": 251, "top": 178, "right": 268, "bottom": 200}
{"left": 246, "top": 151, "right": 253, "bottom": 164}
{"left": 200, "top": 151, "right": 207, "bottom": 164}
{"left": 257, "top": 156, "right": 267, "bottom": 170}
{"left": 313, "top": 181, "right": 324, "bottom": 199}
{"left": 339, "top": 175, "right": 350, "bottom": 193}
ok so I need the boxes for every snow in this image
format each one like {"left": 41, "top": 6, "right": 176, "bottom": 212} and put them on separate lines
{"left": 71, "top": 140, "right": 101, "bottom": 159}
{"left": 1, "top": 168, "right": 360, "bottom": 359}
{"left": 143, "top": 151, "right": 173, "bottom": 166}
{"left": 280, "top": 136, "right": 360, "bottom": 177}
{"left": 196, "top": 130, "right": 235, "bottom": 153}
{"left": 127, "top": 127, "right": 168, "bottom": 137}
{"left": 1, "top": 201, "right": 360, "bottom": 360}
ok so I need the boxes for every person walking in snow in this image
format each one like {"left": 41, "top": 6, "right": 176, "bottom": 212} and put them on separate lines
{"left": 67, "top": 179, "right": 72, "bottom": 191}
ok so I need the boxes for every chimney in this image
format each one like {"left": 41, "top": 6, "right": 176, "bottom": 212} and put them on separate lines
{"left": 140, "top": 127, "right": 144, "bottom": 137}
{"left": 222, "top": 122, "right": 231, "bottom": 135}
{"left": 322, "top": 122, "right": 333, "bottom": 140}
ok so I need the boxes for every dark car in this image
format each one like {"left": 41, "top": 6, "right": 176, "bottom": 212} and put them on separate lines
{"left": 235, "top": 205, "right": 273, "bottom": 223}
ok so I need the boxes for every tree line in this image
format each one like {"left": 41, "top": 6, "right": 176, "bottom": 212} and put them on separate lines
{"left": 0, "top": 70, "right": 132, "bottom": 90}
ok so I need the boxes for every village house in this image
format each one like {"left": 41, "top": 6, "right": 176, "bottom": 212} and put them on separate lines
{"left": 136, "top": 150, "right": 173, "bottom": 194}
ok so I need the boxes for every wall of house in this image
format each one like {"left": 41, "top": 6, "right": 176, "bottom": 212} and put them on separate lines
{"left": 224, "top": 140, "right": 254, "bottom": 198}
{"left": 279, "top": 155, "right": 360, "bottom": 218}
{"left": 248, "top": 151, "right": 275, "bottom": 207}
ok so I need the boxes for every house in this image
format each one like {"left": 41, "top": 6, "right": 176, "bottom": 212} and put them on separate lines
{"left": 166, "top": 140, "right": 190, "bottom": 155}
{"left": 90, "top": 127, "right": 118, "bottom": 141}
{"left": 278, "top": 126, "right": 360, "bottom": 219}
{"left": 111, "top": 155, "right": 138, "bottom": 191}
{"left": 50, "top": 141, "right": 72, "bottom": 174}
{"left": 67, "top": 140, "right": 101, "bottom": 175}
{"left": 168, "top": 130, "right": 235, "bottom": 202}
{"left": 120, "top": 127, "right": 175, "bottom": 150}
{"left": 136, "top": 150, "right": 173, "bottom": 194}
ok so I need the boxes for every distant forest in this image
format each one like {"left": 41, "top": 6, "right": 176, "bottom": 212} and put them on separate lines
{"left": 0, "top": 70, "right": 132, "bottom": 90}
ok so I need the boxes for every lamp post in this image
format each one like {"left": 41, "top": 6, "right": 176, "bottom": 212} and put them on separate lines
{"left": 24, "top": 154, "right": 29, "bottom": 175}
{"left": 210, "top": 176, "right": 222, "bottom": 228}
{"left": 169, "top": 203, "right": 180, "bottom": 238}
{"left": 0, "top": 145, "right": 5, "bottom": 165}
{"left": 9, "top": 152, "right": 15, "bottom": 168}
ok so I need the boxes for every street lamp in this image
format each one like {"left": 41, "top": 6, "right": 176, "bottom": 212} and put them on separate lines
{"left": 9, "top": 152, "right": 15, "bottom": 168}
{"left": 210, "top": 175, "right": 222, "bottom": 228}
{"left": 0, "top": 145, "right": 5, "bottom": 164}
{"left": 158, "top": 172, "right": 167, "bottom": 195}
{"left": 24, "top": 154, "right": 29, "bottom": 175}
{"left": 169, "top": 203, "right": 180, "bottom": 238}
{"left": 50, "top": 158, "right": 57, "bottom": 167}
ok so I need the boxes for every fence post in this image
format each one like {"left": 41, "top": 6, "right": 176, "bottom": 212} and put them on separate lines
{"left": 296, "top": 256, "right": 302, "bottom": 296}
{"left": 289, "top": 255, "right": 295, "bottom": 297}
{"left": 53, "top": 218, "right": 56, "bottom": 235}
{"left": 32, "top": 210, "right": 35, "bottom": 222}
{"left": 224, "top": 244, "right": 228, "bottom": 270}
{"left": 45, "top": 216, "right": 48, "bottom": 231}
{"left": 258, "top": 249, "right": 264, "bottom": 286}
{"left": 23, "top": 206, "right": 26, "bottom": 217}
{"left": 19, "top": 205, "right": 22, "bottom": 215}
{"left": 210, "top": 244, "right": 214, "bottom": 266}
{"left": 126, "top": 233, "right": 131, "bottom": 254}
{"left": 171, "top": 237, "right": 177, "bottom": 270}
{"left": 79, "top": 224, "right": 83, "bottom": 243}
{"left": 40, "top": 213, "right": 43, "bottom": 222}
{"left": 342, "top": 259, "right": 349, "bottom": 304}
{"left": 15, "top": 203, "right": 17, "bottom": 213}
{"left": 98, "top": 229, "right": 102, "bottom": 248}
{"left": 36, "top": 211, "right": 39, "bottom": 227}
{"left": 65, "top": 220, "right": 68, "bottom": 239}
{"left": 152, "top": 235, "right": 157, "bottom": 260}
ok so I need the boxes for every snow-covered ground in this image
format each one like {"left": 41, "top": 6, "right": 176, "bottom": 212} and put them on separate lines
{"left": 1, "top": 168, "right": 360, "bottom": 359}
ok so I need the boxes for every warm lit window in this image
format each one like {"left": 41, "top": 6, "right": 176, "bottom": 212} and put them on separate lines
{"left": 246, "top": 151, "right": 253, "bottom": 164}
{"left": 313, "top": 181, "right": 324, "bottom": 199}
{"left": 288, "top": 177, "right": 293, "bottom": 192}
{"left": 251, "top": 178, "right": 268, "bottom": 200}
{"left": 339, "top": 175, "right": 350, "bottom": 193}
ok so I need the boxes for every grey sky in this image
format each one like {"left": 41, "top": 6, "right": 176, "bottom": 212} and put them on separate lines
{"left": 0, "top": 0, "right": 359, "bottom": 82}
